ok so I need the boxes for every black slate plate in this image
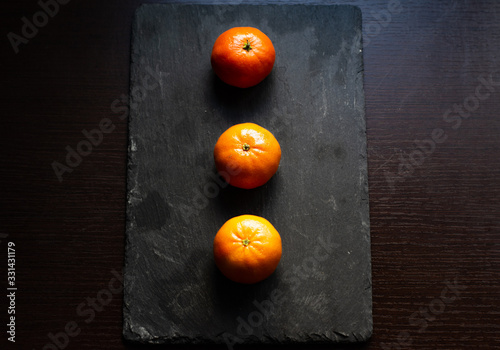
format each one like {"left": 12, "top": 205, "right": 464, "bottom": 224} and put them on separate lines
{"left": 123, "top": 3, "right": 371, "bottom": 345}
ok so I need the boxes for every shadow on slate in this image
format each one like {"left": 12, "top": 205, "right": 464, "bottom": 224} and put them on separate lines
{"left": 208, "top": 68, "right": 276, "bottom": 124}
{"left": 123, "top": 3, "right": 372, "bottom": 346}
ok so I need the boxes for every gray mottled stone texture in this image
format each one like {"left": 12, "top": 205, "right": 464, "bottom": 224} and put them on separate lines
{"left": 124, "top": 3, "right": 371, "bottom": 345}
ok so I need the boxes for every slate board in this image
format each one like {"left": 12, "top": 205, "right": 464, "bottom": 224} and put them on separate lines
{"left": 123, "top": 3, "right": 372, "bottom": 345}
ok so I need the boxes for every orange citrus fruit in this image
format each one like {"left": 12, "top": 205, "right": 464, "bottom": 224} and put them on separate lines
{"left": 214, "top": 123, "right": 281, "bottom": 189}
{"left": 211, "top": 27, "right": 276, "bottom": 88}
{"left": 213, "top": 215, "right": 282, "bottom": 284}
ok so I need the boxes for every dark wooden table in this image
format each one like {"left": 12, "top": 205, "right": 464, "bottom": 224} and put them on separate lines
{"left": 1, "top": 1, "right": 499, "bottom": 349}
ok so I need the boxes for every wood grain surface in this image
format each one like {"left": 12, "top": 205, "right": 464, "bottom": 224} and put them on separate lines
{"left": 1, "top": 1, "right": 499, "bottom": 349}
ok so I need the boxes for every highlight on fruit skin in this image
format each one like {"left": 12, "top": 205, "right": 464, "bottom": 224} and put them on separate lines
{"left": 213, "top": 215, "right": 282, "bottom": 284}
{"left": 210, "top": 27, "right": 276, "bottom": 88}
{"left": 213, "top": 122, "right": 281, "bottom": 189}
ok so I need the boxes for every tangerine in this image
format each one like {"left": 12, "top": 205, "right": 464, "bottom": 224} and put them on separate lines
{"left": 214, "top": 123, "right": 281, "bottom": 189}
{"left": 211, "top": 27, "right": 276, "bottom": 88}
{"left": 213, "top": 215, "right": 282, "bottom": 284}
